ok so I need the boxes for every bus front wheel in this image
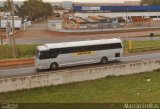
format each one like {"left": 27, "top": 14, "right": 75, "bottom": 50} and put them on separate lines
{"left": 101, "top": 57, "right": 108, "bottom": 64}
{"left": 50, "top": 63, "right": 58, "bottom": 70}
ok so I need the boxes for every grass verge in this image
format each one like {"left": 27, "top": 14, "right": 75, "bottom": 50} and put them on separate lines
{"left": 0, "top": 70, "right": 160, "bottom": 103}
{"left": 0, "top": 44, "right": 40, "bottom": 59}
{"left": 0, "top": 40, "right": 160, "bottom": 59}
{"left": 123, "top": 40, "right": 160, "bottom": 53}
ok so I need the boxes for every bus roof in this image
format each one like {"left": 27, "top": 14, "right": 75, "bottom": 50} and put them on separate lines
{"left": 37, "top": 38, "right": 122, "bottom": 51}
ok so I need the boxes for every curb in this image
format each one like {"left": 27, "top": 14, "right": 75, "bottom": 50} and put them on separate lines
{"left": 0, "top": 58, "right": 34, "bottom": 67}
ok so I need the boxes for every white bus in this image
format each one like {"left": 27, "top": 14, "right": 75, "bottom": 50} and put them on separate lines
{"left": 35, "top": 38, "right": 123, "bottom": 70}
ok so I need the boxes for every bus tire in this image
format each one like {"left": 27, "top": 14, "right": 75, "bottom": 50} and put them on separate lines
{"left": 36, "top": 69, "right": 41, "bottom": 72}
{"left": 101, "top": 57, "right": 108, "bottom": 64}
{"left": 50, "top": 62, "right": 58, "bottom": 70}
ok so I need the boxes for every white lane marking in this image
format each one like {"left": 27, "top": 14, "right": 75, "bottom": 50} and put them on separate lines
{"left": 0, "top": 67, "right": 35, "bottom": 72}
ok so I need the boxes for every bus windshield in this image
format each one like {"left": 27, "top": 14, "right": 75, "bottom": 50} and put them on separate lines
{"left": 35, "top": 50, "right": 40, "bottom": 59}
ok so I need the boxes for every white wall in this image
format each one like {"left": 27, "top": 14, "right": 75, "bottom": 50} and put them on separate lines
{"left": 1, "top": 19, "right": 22, "bottom": 28}
{"left": 48, "top": 20, "right": 63, "bottom": 31}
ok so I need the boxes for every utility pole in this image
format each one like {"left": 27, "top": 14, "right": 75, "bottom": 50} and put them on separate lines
{"left": 6, "top": 14, "right": 12, "bottom": 45}
{"left": 0, "top": 16, "right": 3, "bottom": 45}
{"left": 10, "top": 0, "right": 16, "bottom": 58}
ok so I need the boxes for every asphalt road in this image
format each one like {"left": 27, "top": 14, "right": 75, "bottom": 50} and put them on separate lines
{"left": 13, "top": 37, "right": 160, "bottom": 44}
{"left": 0, "top": 53, "right": 160, "bottom": 78}
{"left": 2, "top": 29, "right": 160, "bottom": 44}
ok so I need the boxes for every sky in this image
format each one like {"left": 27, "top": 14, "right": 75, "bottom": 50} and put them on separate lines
{"left": 0, "top": 0, "right": 141, "bottom": 3}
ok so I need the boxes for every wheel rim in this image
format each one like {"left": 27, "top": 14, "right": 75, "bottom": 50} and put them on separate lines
{"left": 102, "top": 58, "right": 107, "bottom": 63}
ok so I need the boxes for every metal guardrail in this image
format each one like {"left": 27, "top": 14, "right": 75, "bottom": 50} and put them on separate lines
{"left": 56, "top": 26, "right": 160, "bottom": 33}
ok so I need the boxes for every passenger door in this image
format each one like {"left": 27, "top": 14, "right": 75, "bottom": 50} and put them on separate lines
{"left": 39, "top": 50, "right": 52, "bottom": 69}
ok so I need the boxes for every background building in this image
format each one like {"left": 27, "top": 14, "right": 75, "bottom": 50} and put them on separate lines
{"left": 58, "top": 2, "right": 160, "bottom": 30}
{"left": 73, "top": 3, "right": 160, "bottom": 20}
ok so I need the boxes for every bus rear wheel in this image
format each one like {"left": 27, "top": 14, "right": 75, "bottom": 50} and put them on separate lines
{"left": 101, "top": 57, "right": 108, "bottom": 64}
{"left": 50, "top": 63, "right": 58, "bottom": 70}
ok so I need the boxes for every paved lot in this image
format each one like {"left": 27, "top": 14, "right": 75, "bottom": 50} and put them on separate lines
{"left": 1, "top": 19, "right": 160, "bottom": 44}
{"left": 1, "top": 20, "right": 160, "bottom": 44}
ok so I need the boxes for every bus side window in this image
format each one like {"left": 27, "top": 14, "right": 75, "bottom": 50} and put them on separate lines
{"left": 116, "top": 43, "right": 122, "bottom": 48}
{"left": 39, "top": 51, "right": 51, "bottom": 59}
{"left": 68, "top": 47, "right": 75, "bottom": 53}
{"left": 50, "top": 49, "right": 59, "bottom": 58}
{"left": 109, "top": 43, "right": 122, "bottom": 49}
{"left": 76, "top": 47, "right": 82, "bottom": 52}
{"left": 61, "top": 48, "right": 70, "bottom": 54}
{"left": 108, "top": 44, "right": 114, "bottom": 49}
{"left": 77, "top": 46, "right": 88, "bottom": 52}
{"left": 97, "top": 44, "right": 107, "bottom": 50}
{"left": 105, "top": 44, "right": 109, "bottom": 49}
{"left": 88, "top": 45, "right": 97, "bottom": 51}
{"left": 71, "top": 47, "right": 77, "bottom": 53}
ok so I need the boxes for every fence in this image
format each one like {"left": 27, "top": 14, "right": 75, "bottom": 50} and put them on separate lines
{"left": 24, "top": 24, "right": 48, "bottom": 31}
{"left": 62, "top": 21, "right": 160, "bottom": 30}
{"left": 46, "top": 20, "right": 160, "bottom": 32}
{"left": 20, "top": 20, "right": 160, "bottom": 31}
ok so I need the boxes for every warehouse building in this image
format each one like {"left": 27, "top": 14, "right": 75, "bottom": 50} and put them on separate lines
{"left": 63, "top": 16, "right": 120, "bottom": 30}
{"left": 73, "top": 3, "right": 160, "bottom": 21}
{"left": 49, "top": 2, "right": 160, "bottom": 31}
{"left": 81, "top": 17, "right": 99, "bottom": 29}
{"left": 63, "top": 17, "right": 87, "bottom": 29}
{"left": 88, "top": 16, "right": 108, "bottom": 29}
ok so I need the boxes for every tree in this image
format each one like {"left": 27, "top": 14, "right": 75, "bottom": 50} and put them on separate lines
{"left": 1, "top": 1, "right": 11, "bottom": 12}
{"left": 15, "top": 0, "right": 53, "bottom": 22}
{"left": 0, "top": 6, "right": 4, "bottom": 11}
